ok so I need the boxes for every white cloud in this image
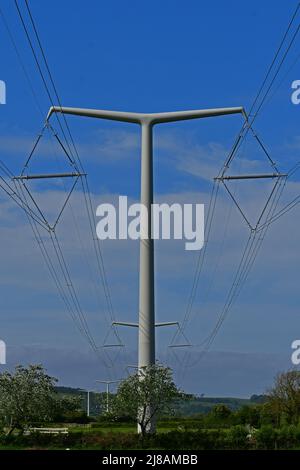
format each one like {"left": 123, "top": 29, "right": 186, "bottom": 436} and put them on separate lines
{"left": 1, "top": 127, "right": 300, "bottom": 391}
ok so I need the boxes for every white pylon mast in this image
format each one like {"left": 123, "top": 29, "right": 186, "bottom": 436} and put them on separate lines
{"left": 47, "top": 105, "right": 245, "bottom": 433}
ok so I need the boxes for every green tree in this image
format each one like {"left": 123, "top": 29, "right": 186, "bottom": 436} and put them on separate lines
{"left": 52, "top": 394, "right": 82, "bottom": 422}
{"left": 235, "top": 405, "right": 261, "bottom": 427}
{"left": 0, "top": 364, "right": 57, "bottom": 434}
{"left": 112, "top": 364, "right": 181, "bottom": 436}
{"left": 266, "top": 370, "right": 300, "bottom": 425}
{"left": 211, "top": 404, "right": 232, "bottom": 421}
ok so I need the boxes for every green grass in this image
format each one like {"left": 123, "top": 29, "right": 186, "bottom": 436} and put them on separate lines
{"left": 0, "top": 420, "right": 201, "bottom": 450}
{"left": 72, "top": 420, "right": 199, "bottom": 434}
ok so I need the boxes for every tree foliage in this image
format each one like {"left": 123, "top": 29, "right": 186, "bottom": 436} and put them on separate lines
{"left": 211, "top": 404, "right": 232, "bottom": 421}
{"left": 235, "top": 405, "right": 261, "bottom": 427}
{"left": 112, "top": 364, "right": 181, "bottom": 435}
{"left": 52, "top": 394, "right": 82, "bottom": 422}
{"left": 0, "top": 364, "right": 57, "bottom": 434}
{"left": 266, "top": 370, "right": 300, "bottom": 425}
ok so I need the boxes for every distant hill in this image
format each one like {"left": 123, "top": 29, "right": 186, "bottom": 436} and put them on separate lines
{"left": 55, "top": 386, "right": 85, "bottom": 395}
{"left": 55, "top": 386, "right": 267, "bottom": 417}
{"left": 175, "top": 396, "right": 250, "bottom": 416}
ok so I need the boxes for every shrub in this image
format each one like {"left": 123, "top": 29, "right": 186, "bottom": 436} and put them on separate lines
{"left": 234, "top": 405, "right": 261, "bottom": 427}
{"left": 61, "top": 411, "right": 90, "bottom": 424}
{"left": 81, "top": 432, "right": 139, "bottom": 450}
{"left": 276, "top": 425, "right": 299, "bottom": 449}
{"left": 255, "top": 425, "right": 277, "bottom": 449}
{"left": 0, "top": 431, "right": 84, "bottom": 448}
{"left": 226, "top": 425, "right": 249, "bottom": 449}
{"left": 153, "top": 429, "right": 230, "bottom": 450}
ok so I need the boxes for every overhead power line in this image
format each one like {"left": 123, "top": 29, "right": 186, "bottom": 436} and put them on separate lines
{"left": 176, "top": 2, "right": 300, "bottom": 365}
{"left": 10, "top": 0, "right": 123, "bottom": 376}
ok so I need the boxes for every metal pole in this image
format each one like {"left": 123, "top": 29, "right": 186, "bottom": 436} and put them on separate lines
{"left": 47, "top": 105, "right": 245, "bottom": 434}
{"left": 96, "top": 380, "right": 120, "bottom": 414}
{"left": 87, "top": 390, "right": 90, "bottom": 417}
{"left": 138, "top": 123, "right": 155, "bottom": 370}
{"left": 106, "top": 383, "right": 109, "bottom": 413}
{"left": 79, "top": 388, "right": 90, "bottom": 417}
{"left": 138, "top": 122, "right": 155, "bottom": 433}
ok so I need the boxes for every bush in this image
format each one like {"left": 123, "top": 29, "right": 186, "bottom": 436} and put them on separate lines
{"left": 255, "top": 425, "right": 277, "bottom": 449}
{"left": 276, "top": 425, "right": 300, "bottom": 449}
{"left": 234, "top": 405, "right": 261, "bottom": 427}
{"left": 0, "top": 430, "right": 84, "bottom": 448}
{"left": 81, "top": 431, "right": 142, "bottom": 450}
{"left": 154, "top": 429, "right": 233, "bottom": 450}
{"left": 60, "top": 411, "right": 91, "bottom": 424}
{"left": 226, "top": 425, "right": 249, "bottom": 449}
{"left": 95, "top": 415, "right": 135, "bottom": 426}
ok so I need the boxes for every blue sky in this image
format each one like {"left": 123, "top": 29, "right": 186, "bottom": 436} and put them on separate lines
{"left": 0, "top": 0, "right": 300, "bottom": 396}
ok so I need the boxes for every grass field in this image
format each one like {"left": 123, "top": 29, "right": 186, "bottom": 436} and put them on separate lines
{"left": 1, "top": 420, "right": 300, "bottom": 450}
{"left": 0, "top": 420, "right": 209, "bottom": 450}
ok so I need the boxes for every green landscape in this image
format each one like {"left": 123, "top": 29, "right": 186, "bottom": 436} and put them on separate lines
{"left": 1, "top": 364, "right": 300, "bottom": 450}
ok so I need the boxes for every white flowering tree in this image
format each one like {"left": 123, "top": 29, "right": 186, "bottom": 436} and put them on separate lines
{"left": 0, "top": 364, "right": 57, "bottom": 434}
{"left": 113, "top": 364, "right": 181, "bottom": 436}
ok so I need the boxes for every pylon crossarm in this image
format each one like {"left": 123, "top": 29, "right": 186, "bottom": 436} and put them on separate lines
{"left": 215, "top": 173, "right": 287, "bottom": 181}
{"left": 112, "top": 321, "right": 178, "bottom": 328}
{"left": 47, "top": 106, "right": 142, "bottom": 124}
{"left": 155, "top": 322, "right": 179, "bottom": 327}
{"left": 47, "top": 106, "right": 245, "bottom": 126}
{"left": 13, "top": 172, "right": 85, "bottom": 180}
{"left": 151, "top": 107, "right": 244, "bottom": 124}
{"left": 112, "top": 321, "right": 138, "bottom": 327}
{"left": 95, "top": 380, "right": 121, "bottom": 384}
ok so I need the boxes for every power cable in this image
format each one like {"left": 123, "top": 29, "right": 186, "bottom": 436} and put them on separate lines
{"left": 13, "top": 0, "right": 124, "bottom": 376}
{"left": 179, "top": 3, "right": 300, "bottom": 361}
